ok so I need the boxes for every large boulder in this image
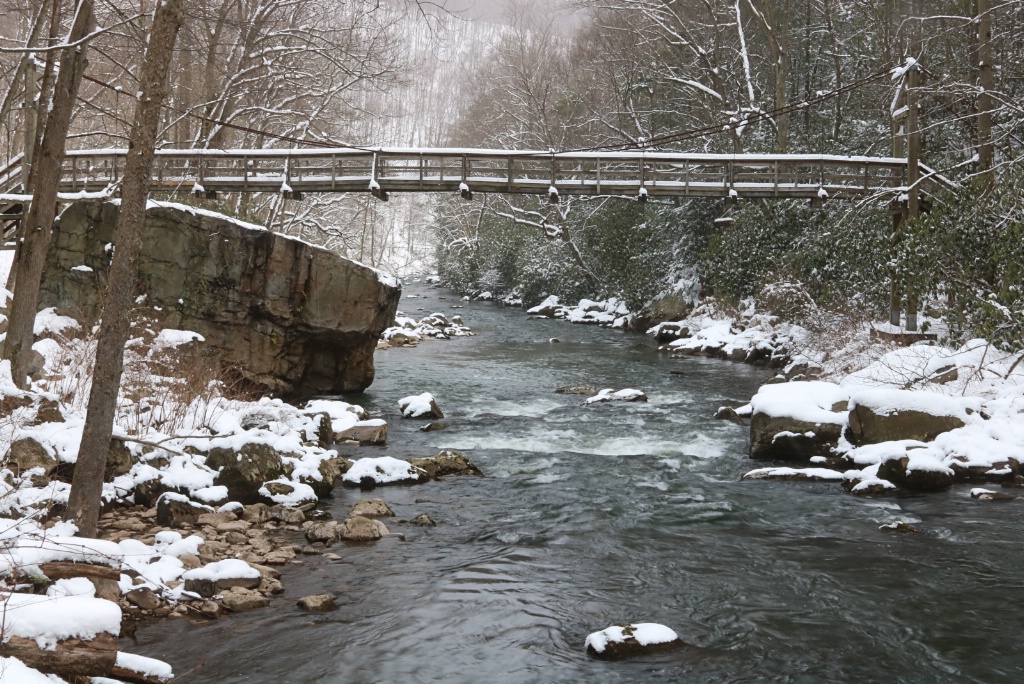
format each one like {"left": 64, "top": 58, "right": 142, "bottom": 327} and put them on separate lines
{"left": 748, "top": 382, "right": 849, "bottom": 461}
{"left": 848, "top": 389, "right": 973, "bottom": 445}
{"left": 40, "top": 200, "right": 401, "bottom": 396}
{"left": 206, "top": 443, "right": 289, "bottom": 504}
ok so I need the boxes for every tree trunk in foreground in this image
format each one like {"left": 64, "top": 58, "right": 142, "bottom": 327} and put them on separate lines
{"left": 2, "top": 1, "right": 95, "bottom": 388}
{"left": 68, "top": 0, "right": 185, "bottom": 537}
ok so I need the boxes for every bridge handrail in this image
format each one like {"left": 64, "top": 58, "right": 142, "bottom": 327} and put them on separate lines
{"left": 61, "top": 147, "right": 911, "bottom": 167}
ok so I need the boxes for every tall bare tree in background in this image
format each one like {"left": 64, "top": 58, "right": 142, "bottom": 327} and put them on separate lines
{"left": 2, "top": 0, "right": 95, "bottom": 388}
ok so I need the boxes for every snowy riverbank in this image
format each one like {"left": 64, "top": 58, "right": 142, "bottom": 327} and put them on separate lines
{"left": 0, "top": 303, "right": 483, "bottom": 681}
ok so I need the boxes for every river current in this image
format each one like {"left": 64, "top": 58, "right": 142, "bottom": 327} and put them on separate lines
{"left": 137, "top": 284, "right": 1024, "bottom": 683}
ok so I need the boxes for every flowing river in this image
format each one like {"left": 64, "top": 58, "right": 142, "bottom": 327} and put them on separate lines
{"left": 137, "top": 284, "right": 1024, "bottom": 683}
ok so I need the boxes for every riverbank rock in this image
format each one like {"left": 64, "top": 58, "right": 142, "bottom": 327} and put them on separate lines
{"left": 5, "top": 437, "right": 56, "bottom": 478}
{"left": 398, "top": 392, "right": 444, "bottom": 419}
{"left": 749, "top": 382, "right": 849, "bottom": 462}
{"left": 848, "top": 389, "right": 973, "bottom": 445}
{"left": 336, "top": 419, "right": 388, "bottom": 445}
{"left": 304, "top": 521, "right": 340, "bottom": 544}
{"left": 339, "top": 515, "right": 389, "bottom": 541}
{"left": 206, "top": 443, "right": 289, "bottom": 504}
{"left": 297, "top": 595, "right": 336, "bottom": 612}
{"left": 182, "top": 559, "right": 262, "bottom": 597}
{"left": 876, "top": 448, "right": 955, "bottom": 491}
{"left": 221, "top": 587, "right": 269, "bottom": 612}
{"left": 585, "top": 623, "right": 683, "bottom": 660}
{"left": 39, "top": 200, "right": 400, "bottom": 396}
{"left": 156, "top": 493, "right": 214, "bottom": 528}
{"left": 408, "top": 450, "right": 483, "bottom": 479}
{"left": 342, "top": 457, "right": 429, "bottom": 488}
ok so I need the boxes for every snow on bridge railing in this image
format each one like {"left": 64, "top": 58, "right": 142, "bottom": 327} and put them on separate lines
{"left": 10, "top": 147, "right": 951, "bottom": 201}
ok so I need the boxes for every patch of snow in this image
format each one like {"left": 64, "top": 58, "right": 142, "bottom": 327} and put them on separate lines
{"left": 342, "top": 456, "right": 425, "bottom": 485}
{"left": 0, "top": 593, "right": 122, "bottom": 650}
{"left": 180, "top": 559, "right": 259, "bottom": 583}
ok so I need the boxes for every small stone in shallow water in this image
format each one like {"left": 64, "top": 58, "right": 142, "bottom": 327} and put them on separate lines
{"left": 351, "top": 499, "right": 395, "bottom": 518}
{"left": 879, "top": 521, "right": 919, "bottom": 533}
{"left": 419, "top": 422, "right": 447, "bottom": 432}
{"left": 410, "top": 513, "right": 436, "bottom": 527}
{"left": 297, "top": 595, "right": 336, "bottom": 612}
{"left": 971, "top": 488, "right": 1017, "bottom": 502}
{"left": 555, "top": 385, "right": 597, "bottom": 396}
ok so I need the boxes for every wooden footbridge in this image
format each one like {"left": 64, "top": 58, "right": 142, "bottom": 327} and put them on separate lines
{"left": 2, "top": 146, "right": 954, "bottom": 212}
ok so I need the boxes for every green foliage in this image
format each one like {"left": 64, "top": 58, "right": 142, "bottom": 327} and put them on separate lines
{"left": 435, "top": 197, "right": 726, "bottom": 311}
{"left": 701, "top": 200, "right": 891, "bottom": 314}
{"left": 907, "top": 174, "right": 1024, "bottom": 350}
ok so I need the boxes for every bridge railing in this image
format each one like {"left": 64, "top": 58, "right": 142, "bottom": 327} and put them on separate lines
{"left": 51, "top": 148, "right": 924, "bottom": 200}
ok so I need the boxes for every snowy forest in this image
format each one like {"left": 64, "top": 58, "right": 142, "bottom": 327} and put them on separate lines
{"left": 3, "top": 1, "right": 1022, "bottom": 351}
{"left": 430, "top": 0, "right": 1024, "bottom": 354}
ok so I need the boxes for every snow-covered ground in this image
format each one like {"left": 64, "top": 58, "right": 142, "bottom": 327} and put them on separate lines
{"left": 0, "top": 305, "right": 402, "bottom": 681}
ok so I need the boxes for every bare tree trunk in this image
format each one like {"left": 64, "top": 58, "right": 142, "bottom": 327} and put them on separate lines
{"left": 68, "top": 0, "right": 185, "bottom": 538}
{"left": 2, "top": 1, "right": 96, "bottom": 389}
{"left": 975, "top": 0, "right": 994, "bottom": 180}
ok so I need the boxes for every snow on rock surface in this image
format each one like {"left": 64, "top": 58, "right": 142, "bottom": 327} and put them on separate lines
{"left": 398, "top": 392, "right": 444, "bottom": 419}
{"left": 114, "top": 652, "right": 173, "bottom": 682}
{"left": 180, "top": 558, "right": 260, "bottom": 583}
{"left": 342, "top": 456, "right": 428, "bottom": 486}
{"left": 585, "top": 623, "right": 681, "bottom": 659}
{"left": 584, "top": 388, "right": 648, "bottom": 404}
{"left": 0, "top": 536, "right": 124, "bottom": 577}
{"left": 0, "top": 593, "right": 121, "bottom": 650}
{"left": 0, "top": 656, "right": 68, "bottom": 683}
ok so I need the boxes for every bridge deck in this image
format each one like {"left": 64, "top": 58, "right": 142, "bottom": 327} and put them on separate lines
{"left": 3, "top": 147, "right": 954, "bottom": 204}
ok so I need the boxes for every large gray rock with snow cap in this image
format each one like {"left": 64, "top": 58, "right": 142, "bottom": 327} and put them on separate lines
{"left": 40, "top": 200, "right": 400, "bottom": 396}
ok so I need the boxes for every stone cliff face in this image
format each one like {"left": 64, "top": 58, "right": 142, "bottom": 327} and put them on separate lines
{"left": 40, "top": 200, "right": 401, "bottom": 396}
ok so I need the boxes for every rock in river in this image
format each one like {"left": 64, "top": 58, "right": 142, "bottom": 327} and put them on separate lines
{"left": 585, "top": 623, "right": 684, "bottom": 660}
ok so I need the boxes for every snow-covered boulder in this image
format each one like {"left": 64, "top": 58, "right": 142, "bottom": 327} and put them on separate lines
{"left": 181, "top": 559, "right": 261, "bottom": 597}
{"left": 341, "top": 456, "right": 429, "bottom": 488}
{"left": 585, "top": 623, "right": 683, "bottom": 660}
{"left": 749, "top": 382, "right": 849, "bottom": 461}
{"left": 0, "top": 593, "right": 121, "bottom": 677}
{"left": 398, "top": 392, "right": 444, "bottom": 419}
{"left": 112, "top": 651, "right": 173, "bottom": 684}
{"left": 876, "top": 446, "right": 955, "bottom": 491}
{"left": 848, "top": 389, "right": 975, "bottom": 445}
{"left": 156, "top": 492, "right": 214, "bottom": 529}
{"left": 205, "top": 442, "right": 290, "bottom": 504}
{"left": 584, "top": 388, "right": 648, "bottom": 405}
{"left": 258, "top": 479, "right": 317, "bottom": 506}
